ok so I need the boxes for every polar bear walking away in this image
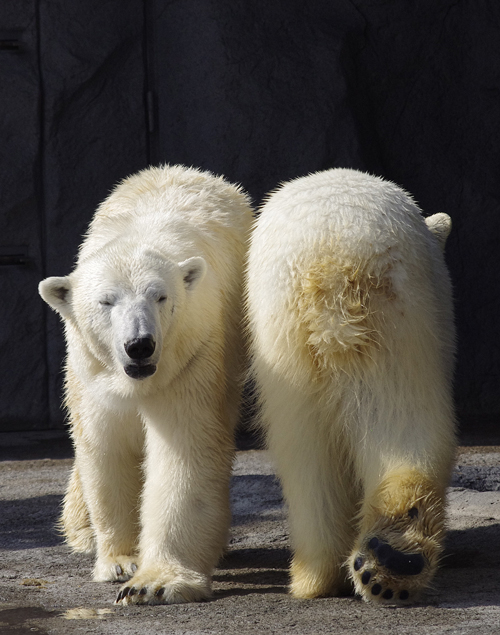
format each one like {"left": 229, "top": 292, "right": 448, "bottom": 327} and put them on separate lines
{"left": 245, "top": 169, "right": 455, "bottom": 604}
{"left": 39, "top": 165, "right": 253, "bottom": 604}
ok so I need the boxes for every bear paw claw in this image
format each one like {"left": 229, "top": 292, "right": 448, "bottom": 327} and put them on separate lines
{"left": 115, "top": 567, "right": 211, "bottom": 605}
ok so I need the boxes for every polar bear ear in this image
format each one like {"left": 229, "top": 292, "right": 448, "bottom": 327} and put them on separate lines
{"left": 178, "top": 256, "right": 207, "bottom": 291}
{"left": 39, "top": 276, "right": 73, "bottom": 319}
{"left": 425, "top": 213, "right": 452, "bottom": 251}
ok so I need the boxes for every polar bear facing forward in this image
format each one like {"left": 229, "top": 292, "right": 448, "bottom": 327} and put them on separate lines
{"left": 246, "top": 169, "right": 455, "bottom": 604}
{"left": 39, "top": 165, "right": 253, "bottom": 604}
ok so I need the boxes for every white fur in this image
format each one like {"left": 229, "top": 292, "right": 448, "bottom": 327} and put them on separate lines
{"left": 39, "top": 165, "right": 253, "bottom": 604}
{"left": 245, "top": 169, "right": 456, "bottom": 603}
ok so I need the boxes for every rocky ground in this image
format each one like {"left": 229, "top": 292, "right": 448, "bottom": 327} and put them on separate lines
{"left": 0, "top": 431, "right": 499, "bottom": 634}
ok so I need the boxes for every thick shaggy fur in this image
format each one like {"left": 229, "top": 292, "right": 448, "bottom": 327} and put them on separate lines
{"left": 39, "top": 165, "right": 253, "bottom": 604}
{"left": 245, "top": 169, "right": 455, "bottom": 604}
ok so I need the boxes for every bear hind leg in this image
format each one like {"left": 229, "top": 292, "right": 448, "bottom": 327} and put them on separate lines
{"left": 286, "top": 451, "right": 357, "bottom": 600}
{"left": 60, "top": 463, "right": 96, "bottom": 554}
{"left": 262, "top": 385, "right": 358, "bottom": 599}
{"left": 348, "top": 468, "right": 446, "bottom": 604}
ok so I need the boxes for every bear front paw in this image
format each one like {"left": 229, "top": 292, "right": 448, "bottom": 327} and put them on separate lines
{"left": 115, "top": 566, "right": 211, "bottom": 605}
{"left": 93, "top": 555, "right": 139, "bottom": 582}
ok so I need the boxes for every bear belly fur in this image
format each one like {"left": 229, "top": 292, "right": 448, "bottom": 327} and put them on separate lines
{"left": 245, "top": 168, "right": 455, "bottom": 604}
{"left": 39, "top": 165, "right": 253, "bottom": 604}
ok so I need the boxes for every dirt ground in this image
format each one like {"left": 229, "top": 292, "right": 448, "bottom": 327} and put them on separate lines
{"left": 0, "top": 431, "right": 499, "bottom": 634}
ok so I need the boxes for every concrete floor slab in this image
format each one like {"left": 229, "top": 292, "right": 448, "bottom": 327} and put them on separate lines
{"left": 0, "top": 439, "right": 499, "bottom": 634}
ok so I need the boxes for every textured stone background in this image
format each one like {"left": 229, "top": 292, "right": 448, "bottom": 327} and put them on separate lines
{"left": 1, "top": 0, "right": 499, "bottom": 430}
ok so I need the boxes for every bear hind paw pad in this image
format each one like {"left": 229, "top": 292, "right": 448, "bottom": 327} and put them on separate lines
{"left": 367, "top": 537, "right": 425, "bottom": 576}
{"left": 349, "top": 537, "right": 429, "bottom": 604}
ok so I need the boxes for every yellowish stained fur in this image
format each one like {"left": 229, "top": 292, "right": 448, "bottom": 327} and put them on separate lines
{"left": 293, "top": 254, "right": 394, "bottom": 376}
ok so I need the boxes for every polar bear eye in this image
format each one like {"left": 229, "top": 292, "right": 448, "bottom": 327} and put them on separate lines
{"left": 99, "top": 298, "right": 114, "bottom": 307}
{"left": 157, "top": 295, "right": 167, "bottom": 303}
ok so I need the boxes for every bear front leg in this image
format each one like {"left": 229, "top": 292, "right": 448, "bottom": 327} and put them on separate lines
{"left": 349, "top": 467, "right": 448, "bottom": 604}
{"left": 72, "top": 403, "right": 144, "bottom": 583}
{"left": 116, "top": 398, "right": 233, "bottom": 605}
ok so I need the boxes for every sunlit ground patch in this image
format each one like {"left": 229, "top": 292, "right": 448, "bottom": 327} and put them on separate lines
{"left": 61, "top": 607, "right": 114, "bottom": 620}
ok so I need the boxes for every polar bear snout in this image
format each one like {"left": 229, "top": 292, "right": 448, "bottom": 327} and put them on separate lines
{"left": 125, "top": 336, "right": 156, "bottom": 361}
{"left": 112, "top": 296, "right": 163, "bottom": 380}
{"left": 123, "top": 337, "right": 157, "bottom": 380}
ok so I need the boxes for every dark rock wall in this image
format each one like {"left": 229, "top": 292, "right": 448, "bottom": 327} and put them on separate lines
{"left": 0, "top": 1, "right": 47, "bottom": 429}
{"left": 0, "top": 0, "right": 148, "bottom": 430}
{"left": 39, "top": 0, "right": 148, "bottom": 426}
{"left": 0, "top": 0, "right": 498, "bottom": 429}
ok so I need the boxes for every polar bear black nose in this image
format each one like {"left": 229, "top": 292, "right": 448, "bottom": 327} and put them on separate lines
{"left": 125, "top": 337, "right": 156, "bottom": 360}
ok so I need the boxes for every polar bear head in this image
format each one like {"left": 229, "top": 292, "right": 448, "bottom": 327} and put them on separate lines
{"left": 39, "top": 242, "right": 207, "bottom": 383}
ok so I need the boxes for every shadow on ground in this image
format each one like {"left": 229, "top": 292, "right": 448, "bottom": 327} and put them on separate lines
{"left": 0, "top": 494, "right": 64, "bottom": 550}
